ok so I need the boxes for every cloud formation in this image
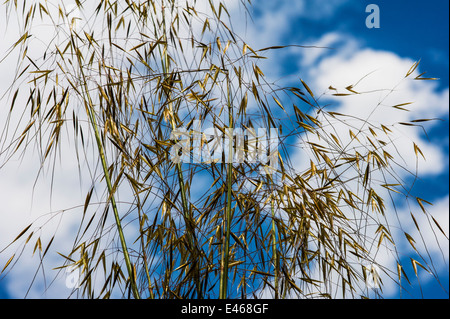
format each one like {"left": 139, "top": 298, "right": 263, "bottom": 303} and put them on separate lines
{"left": 297, "top": 32, "right": 449, "bottom": 176}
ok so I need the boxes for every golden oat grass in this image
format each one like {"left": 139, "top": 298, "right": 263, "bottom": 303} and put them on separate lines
{"left": 0, "top": 0, "right": 447, "bottom": 299}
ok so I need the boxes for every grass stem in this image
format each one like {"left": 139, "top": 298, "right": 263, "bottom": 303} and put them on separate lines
{"left": 219, "top": 77, "right": 234, "bottom": 299}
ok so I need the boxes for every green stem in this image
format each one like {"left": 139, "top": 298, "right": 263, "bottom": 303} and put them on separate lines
{"left": 72, "top": 35, "right": 140, "bottom": 299}
{"left": 138, "top": 208, "right": 154, "bottom": 298}
{"left": 91, "top": 109, "right": 140, "bottom": 299}
{"left": 219, "top": 78, "right": 233, "bottom": 299}
{"left": 271, "top": 195, "right": 279, "bottom": 299}
{"left": 159, "top": 12, "right": 201, "bottom": 298}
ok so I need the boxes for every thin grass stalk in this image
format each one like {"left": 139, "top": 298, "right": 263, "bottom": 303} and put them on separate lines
{"left": 158, "top": 5, "right": 191, "bottom": 221}
{"left": 219, "top": 76, "right": 234, "bottom": 299}
{"left": 75, "top": 58, "right": 141, "bottom": 299}
{"left": 84, "top": 96, "right": 140, "bottom": 299}
{"left": 138, "top": 208, "right": 154, "bottom": 298}
{"left": 66, "top": 32, "right": 140, "bottom": 298}
{"left": 271, "top": 195, "right": 279, "bottom": 299}
{"left": 160, "top": 12, "right": 202, "bottom": 298}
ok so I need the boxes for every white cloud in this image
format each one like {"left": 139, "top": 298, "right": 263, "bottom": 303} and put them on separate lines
{"left": 403, "top": 195, "right": 449, "bottom": 266}
{"left": 0, "top": 143, "right": 88, "bottom": 297}
{"left": 294, "top": 32, "right": 449, "bottom": 177}
{"left": 284, "top": 32, "right": 449, "bottom": 297}
{"left": 0, "top": 1, "right": 132, "bottom": 298}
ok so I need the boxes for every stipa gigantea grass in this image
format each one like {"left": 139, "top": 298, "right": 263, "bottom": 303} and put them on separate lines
{"left": 0, "top": 0, "right": 447, "bottom": 299}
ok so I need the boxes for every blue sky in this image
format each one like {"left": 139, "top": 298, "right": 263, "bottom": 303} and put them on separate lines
{"left": 367, "top": 0, "right": 448, "bottom": 299}
{"left": 0, "top": 0, "right": 448, "bottom": 299}
{"left": 259, "top": 0, "right": 449, "bottom": 298}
